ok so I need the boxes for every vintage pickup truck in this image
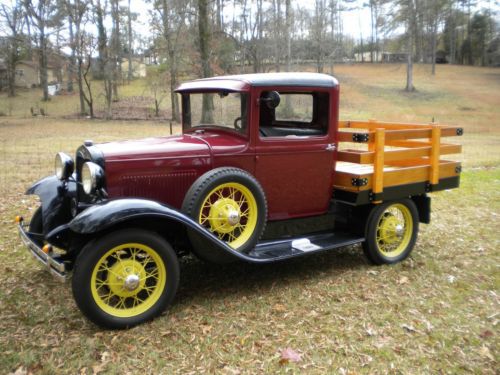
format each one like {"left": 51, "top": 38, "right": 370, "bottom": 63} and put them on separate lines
{"left": 17, "top": 73, "right": 463, "bottom": 328}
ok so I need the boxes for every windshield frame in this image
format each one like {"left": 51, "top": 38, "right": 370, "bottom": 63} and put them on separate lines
{"left": 181, "top": 90, "right": 249, "bottom": 137}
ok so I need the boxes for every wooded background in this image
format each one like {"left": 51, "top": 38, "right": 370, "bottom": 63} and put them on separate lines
{"left": 1, "top": 0, "right": 499, "bottom": 119}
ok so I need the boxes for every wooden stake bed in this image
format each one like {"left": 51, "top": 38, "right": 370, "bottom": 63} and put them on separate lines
{"left": 334, "top": 120, "right": 463, "bottom": 205}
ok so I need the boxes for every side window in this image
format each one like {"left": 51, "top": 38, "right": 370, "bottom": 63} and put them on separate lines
{"left": 259, "top": 91, "right": 329, "bottom": 138}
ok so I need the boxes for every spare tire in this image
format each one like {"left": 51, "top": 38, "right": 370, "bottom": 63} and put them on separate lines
{"left": 182, "top": 167, "right": 267, "bottom": 263}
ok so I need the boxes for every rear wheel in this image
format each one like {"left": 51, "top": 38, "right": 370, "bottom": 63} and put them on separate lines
{"left": 362, "top": 199, "right": 419, "bottom": 265}
{"left": 72, "top": 229, "right": 179, "bottom": 329}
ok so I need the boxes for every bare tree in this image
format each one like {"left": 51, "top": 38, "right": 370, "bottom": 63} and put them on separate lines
{"left": 198, "top": 0, "right": 214, "bottom": 123}
{"left": 285, "top": 0, "right": 292, "bottom": 72}
{"left": 0, "top": 0, "right": 25, "bottom": 97}
{"left": 24, "top": 0, "right": 62, "bottom": 101}
{"left": 127, "top": 0, "right": 133, "bottom": 81}
{"left": 110, "top": 0, "right": 120, "bottom": 100}
{"left": 312, "top": 0, "right": 328, "bottom": 72}
{"left": 64, "top": 0, "right": 88, "bottom": 114}
{"left": 93, "top": 0, "right": 107, "bottom": 79}
{"left": 155, "top": 0, "right": 185, "bottom": 122}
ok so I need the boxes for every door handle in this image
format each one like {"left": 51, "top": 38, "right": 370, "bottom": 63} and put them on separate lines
{"left": 326, "top": 143, "right": 336, "bottom": 152}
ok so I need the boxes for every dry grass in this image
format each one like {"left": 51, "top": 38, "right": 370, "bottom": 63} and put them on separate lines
{"left": 0, "top": 64, "right": 498, "bottom": 374}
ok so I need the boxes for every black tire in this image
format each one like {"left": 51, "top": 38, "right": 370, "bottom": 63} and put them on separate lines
{"left": 29, "top": 207, "right": 44, "bottom": 247}
{"left": 72, "top": 229, "right": 179, "bottom": 329}
{"left": 182, "top": 167, "right": 267, "bottom": 263}
{"left": 362, "top": 199, "right": 419, "bottom": 265}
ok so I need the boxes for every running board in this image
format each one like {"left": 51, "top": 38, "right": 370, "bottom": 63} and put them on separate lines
{"left": 246, "top": 232, "right": 365, "bottom": 262}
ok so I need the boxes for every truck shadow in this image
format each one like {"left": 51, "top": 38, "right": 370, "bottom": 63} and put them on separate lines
{"left": 175, "top": 244, "right": 370, "bottom": 307}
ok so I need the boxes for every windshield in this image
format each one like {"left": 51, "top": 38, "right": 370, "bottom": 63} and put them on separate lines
{"left": 183, "top": 92, "right": 248, "bottom": 134}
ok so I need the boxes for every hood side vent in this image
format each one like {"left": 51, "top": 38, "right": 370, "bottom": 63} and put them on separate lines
{"left": 121, "top": 171, "right": 197, "bottom": 209}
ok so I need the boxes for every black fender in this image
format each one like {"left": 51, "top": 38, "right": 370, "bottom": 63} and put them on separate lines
{"left": 26, "top": 175, "right": 77, "bottom": 234}
{"left": 64, "top": 198, "right": 252, "bottom": 263}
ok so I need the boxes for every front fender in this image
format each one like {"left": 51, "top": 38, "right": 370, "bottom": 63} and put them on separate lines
{"left": 27, "top": 175, "right": 76, "bottom": 234}
{"left": 68, "top": 198, "right": 250, "bottom": 262}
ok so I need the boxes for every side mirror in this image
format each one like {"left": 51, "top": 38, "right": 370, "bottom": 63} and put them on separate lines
{"left": 260, "top": 91, "right": 281, "bottom": 109}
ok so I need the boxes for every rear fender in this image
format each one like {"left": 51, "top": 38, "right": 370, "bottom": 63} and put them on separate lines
{"left": 67, "top": 198, "right": 248, "bottom": 262}
{"left": 26, "top": 175, "right": 77, "bottom": 234}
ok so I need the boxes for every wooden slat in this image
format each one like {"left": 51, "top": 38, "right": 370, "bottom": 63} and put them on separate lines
{"left": 385, "top": 129, "right": 432, "bottom": 140}
{"left": 387, "top": 140, "right": 462, "bottom": 155}
{"left": 339, "top": 144, "right": 462, "bottom": 165}
{"left": 339, "top": 120, "right": 433, "bottom": 130}
{"left": 337, "top": 150, "right": 374, "bottom": 164}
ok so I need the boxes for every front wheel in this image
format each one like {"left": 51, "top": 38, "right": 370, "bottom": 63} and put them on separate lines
{"left": 362, "top": 199, "right": 419, "bottom": 265}
{"left": 72, "top": 229, "right": 179, "bottom": 329}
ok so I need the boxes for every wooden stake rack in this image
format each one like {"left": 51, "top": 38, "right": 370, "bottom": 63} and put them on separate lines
{"left": 334, "top": 120, "right": 463, "bottom": 204}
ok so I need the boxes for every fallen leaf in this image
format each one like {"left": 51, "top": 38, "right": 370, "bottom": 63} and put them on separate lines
{"left": 397, "top": 276, "right": 409, "bottom": 285}
{"left": 479, "top": 330, "right": 493, "bottom": 339}
{"left": 273, "top": 304, "right": 287, "bottom": 312}
{"left": 279, "top": 347, "right": 302, "bottom": 364}
{"left": 309, "top": 310, "right": 319, "bottom": 318}
{"left": 479, "top": 346, "right": 494, "bottom": 361}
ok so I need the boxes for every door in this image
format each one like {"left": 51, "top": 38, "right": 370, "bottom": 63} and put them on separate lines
{"left": 254, "top": 89, "right": 335, "bottom": 221}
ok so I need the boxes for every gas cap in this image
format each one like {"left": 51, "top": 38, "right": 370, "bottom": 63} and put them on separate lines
{"left": 84, "top": 140, "right": 93, "bottom": 146}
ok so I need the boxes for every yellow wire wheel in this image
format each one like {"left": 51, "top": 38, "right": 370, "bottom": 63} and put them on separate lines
{"left": 72, "top": 229, "right": 179, "bottom": 329}
{"left": 90, "top": 243, "right": 166, "bottom": 318}
{"left": 363, "top": 199, "right": 419, "bottom": 265}
{"left": 182, "top": 168, "right": 267, "bottom": 263}
{"left": 199, "top": 182, "right": 258, "bottom": 249}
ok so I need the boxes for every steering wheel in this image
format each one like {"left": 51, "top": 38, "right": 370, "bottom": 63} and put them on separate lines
{"left": 233, "top": 117, "right": 243, "bottom": 130}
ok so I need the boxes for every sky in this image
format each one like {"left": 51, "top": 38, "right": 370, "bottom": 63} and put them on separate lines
{"left": 1, "top": 0, "right": 498, "bottom": 48}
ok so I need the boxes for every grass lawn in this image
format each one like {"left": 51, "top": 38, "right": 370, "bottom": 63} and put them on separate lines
{"left": 0, "top": 64, "right": 498, "bottom": 374}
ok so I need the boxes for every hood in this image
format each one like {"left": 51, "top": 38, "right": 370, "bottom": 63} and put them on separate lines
{"left": 95, "top": 134, "right": 211, "bottom": 161}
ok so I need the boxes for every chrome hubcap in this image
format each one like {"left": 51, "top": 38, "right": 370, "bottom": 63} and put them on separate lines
{"left": 227, "top": 210, "right": 240, "bottom": 226}
{"left": 124, "top": 274, "right": 140, "bottom": 291}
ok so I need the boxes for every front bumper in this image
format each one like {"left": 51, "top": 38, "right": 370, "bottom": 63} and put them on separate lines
{"left": 18, "top": 218, "right": 67, "bottom": 282}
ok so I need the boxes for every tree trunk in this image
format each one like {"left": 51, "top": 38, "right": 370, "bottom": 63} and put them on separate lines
{"left": 431, "top": 18, "right": 437, "bottom": 75}
{"left": 7, "top": 59, "right": 16, "bottom": 97}
{"left": 168, "top": 48, "right": 180, "bottom": 122}
{"left": 273, "top": 0, "right": 281, "bottom": 72}
{"left": 96, "top": 0, "right": 107, "bottom": 79}
{"left": 406, "top": 26, "right": 414, "bottom": 92}
{"left": 39, "top": 32, "right": 49, "bottom": 101}
{"left": 198, "top": 0, "right": 214, "bottom": 123}
{"left": 127, "top": 0, "right": 133, "bottom": 81}
{"left": 68, "top": 15, "right": 75, "bottom": 92}
{"left": 285, "top": 0, "right": 291, "bottom": 72}
{"left": 75, "top": 20, "right": 86, "bottom": 115}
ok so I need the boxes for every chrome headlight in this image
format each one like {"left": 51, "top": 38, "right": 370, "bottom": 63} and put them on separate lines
{"left": 55, "top": 152, "right": 74, "bottom": 180}
{"left": 82, "top": 162, "right": 104, "bottom": 195}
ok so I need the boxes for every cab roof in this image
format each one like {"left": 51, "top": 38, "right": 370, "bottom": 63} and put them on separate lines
{"left": 176, "top": 72, "right": 339, "bottom": 92}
